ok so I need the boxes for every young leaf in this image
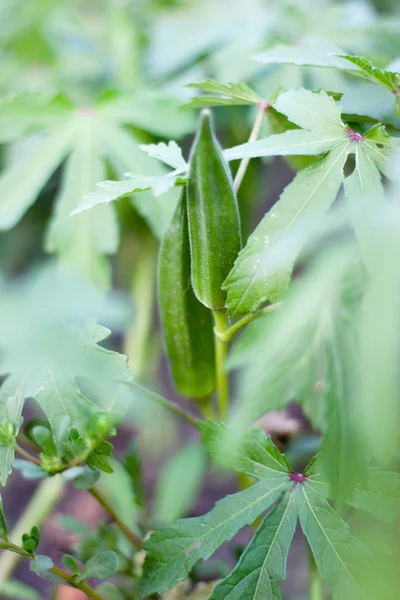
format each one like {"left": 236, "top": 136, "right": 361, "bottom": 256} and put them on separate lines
{"left": 209, "top": 492, "right": 297, "bottom": 600}
{"left": 62, "top": 554, "right": 80, "bottom": 575}
{"left": 82, "top": 551, "right": 119, "bottom": 580}
{"left": 139, "top": 476, "right": 291, "bottom": 598}
{"left": 223, "top": 143, "right": 348, "bottom": 316}
{"left": 187, "top": 109, "right": 241, "bottom": 309}
{"left": 158, "top": 192, "right": 215, "bottom": 397}
{"left": 184, "top": 80, "right": 261, "bottom": 108}
{"left": 139, "top": 141, "right": 187, "bottom": 171}
{"left": 295, "top": 481, "right": 369, "bottom": 600}
{"left": 72, "top": 172, "right": 184, "bottom": 214}
{"left": 199, "top": 421, "right": 290, "bottom": 479}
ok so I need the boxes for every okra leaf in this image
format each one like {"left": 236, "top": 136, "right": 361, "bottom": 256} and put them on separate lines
{"left": 230, "top": 245, "right": 354, "bottom": 428}
{"left": 295, "top": 481, "right": 369, "bottom": 600}
{"left": 338, "top": 55, "right": 400, "bottom": 93}
{"left": 0, "top": 120, "right": 76, "bottom": 230}
{"left": 0, "top": 377, "right": 24, "bottom": 485}
{"left": 209, "top": 492, "right": 297, "bottom": 600}
{"left": 313, "top": 466, "right": 400, "bottom": 523}
{"left": 319, "top": 302, "right": 365, "bottom": 507}
{"left": 139, "top": 141, "right": 187, "bottom": 171}
{"left": 72, "top": 172, "right": 183, "bottom": 215}
{"left": 199, "top": 421, "right": 290, "bottom": 479}
{"left": 224, "top": 129, "right": 342, "bottom": 161}
{"left": 184, "top": 80, "right": 261, "bottom": 108}
{"left": 223, "top": 142, "right": 348, "bottom": 316}
{"left": 224, "top": 89, "right": 347, "bottom": 163}
{"left": 253, "top": 39, "right": 358, "bottom": 71}
{"left": 138, "top": 476, "right": 291, "bottom": 598}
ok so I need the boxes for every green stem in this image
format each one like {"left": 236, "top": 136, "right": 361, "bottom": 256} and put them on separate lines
{"left": 213, "top": 309, "right": 229, "bottom": 421}
{"left": 89, "top": 487, "right": 142, "bottom": 551}
{"left": 308, "top": 543, "right": 323, "bottom": 600}
{"left": 50, "top": 565, "right": 104, "bottom": 600}
{"left": 196, "top": 395, "right": 217, "bottom": 420}
{"left": 13, "top": 442, "right": 41, "bottom": 466}
{"left": 122, "top": 380, "right": 199, "bottom": 427}
{"left": 233, "top": 101, "right": 269, "bottom": 194}
{"left": 219, "top": 302, "right": 282, "bottom": 342}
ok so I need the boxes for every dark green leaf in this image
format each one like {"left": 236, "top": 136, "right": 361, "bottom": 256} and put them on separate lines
{"left": 224, "top": 143, "right": 348, "bottom": 316}
{"left": 209, "top": 492, "right": 297, "bottom": 600}
{"left": 62, "top": 554, "right": 80, "bottom": 575}
{"left": 295, "top": 481, "right": 369, "bottom": 600}
{"left": 139, "top": 477, "right": 291, "bottom": 598}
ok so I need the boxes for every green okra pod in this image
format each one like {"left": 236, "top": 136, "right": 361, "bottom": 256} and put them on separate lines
{"left": 158, "top": 191, "right": 215, "bottom": 397}
{"left": 187, "top": 109, "right": 241, "bottom": 309}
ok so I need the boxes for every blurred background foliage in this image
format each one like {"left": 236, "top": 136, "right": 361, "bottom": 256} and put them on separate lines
{"left": 1, "top": 0, "right": 400, "bottom": 598}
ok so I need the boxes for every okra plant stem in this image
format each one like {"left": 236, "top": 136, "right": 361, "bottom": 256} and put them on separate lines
{"left": 89, "top": 487, "right": 142, "bottom": 551}
{"left": 308, "top": 542, "right": 323, "bottom": 600}
{"left": 233, "top": 101, "right": 269, "bottom": 194}
{"left": 213, "top": 309, "right": 229, "bottom": 420}
{"left": 219, "top": 302, "right": 282, "bottom": 342}
{"left": 0, "top": 541, "right": 104, "bottom": 600}
{"left": 196, "top": 394, "right": 217, "bottom": 420}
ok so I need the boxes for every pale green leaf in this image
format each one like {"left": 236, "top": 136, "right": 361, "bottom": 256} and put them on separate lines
{"left": 295, "top": 481, "right": 369, "bottom": 600}
{"left": 313, "top": 467, "right": 400, "bottom": 523}
{"left": 230, "top": 245, "right": 355, "bottom": 428}
{"left": 223, "top": 142, "right": 348, "bottom": 316}
{"left": 139, "top": 141, "right": 187, "bottom": 171}
{"left": 199, "top": 421, "right": 290, "bottom": 479}
{"left": 154, "top": 443, "right": 206, "bottom": 525}
{"left": 0, "top": 121, "right": 76, "bottom": 230}
{"left": 95, "top": 121, "right": 182, "bottom": 238}
{"left": 224, "top": 129, "right": 343, "bottom": 162}
{"left": 46, "top": 117, "right": 118, "bottom": 290}
{"left": 253, "top": 39, "right": 358, "bottom": 71}
{"left": 320, "top": 302, "right": 365, "bottom": 506}
{"left": 209, "top": 492, "right": 297, "bottom": 600}
{"left": 339, "top": 55, "right": 400, "bottom": 91}
{"left": 138, "top": 477, "right": 291, "bottom": 598}
{"left": 273, "top": 89, "right": 345, "bottom": 133}
{"left": 184, "top": 79, "right": 261, "bottom": 108}
{"left": 0, "top": 377, "right": 24, "bottom": 485}
{"left": 72, "top": 173, "right": 182, "bottom": 215}
{"left": 345, "top": 145, "right": 386, "bottom": 269}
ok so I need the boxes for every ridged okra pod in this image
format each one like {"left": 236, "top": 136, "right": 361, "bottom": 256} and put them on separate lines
{"left": 187, "top": 109, "right": 241, "bottom": 309}
{"left": 158, "top": 191, "right": 215, "bottom": 397}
